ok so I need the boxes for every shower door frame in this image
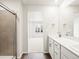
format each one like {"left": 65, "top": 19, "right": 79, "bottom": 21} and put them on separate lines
{"left": 0, "top": 2, "right": 17, "bottom": 59}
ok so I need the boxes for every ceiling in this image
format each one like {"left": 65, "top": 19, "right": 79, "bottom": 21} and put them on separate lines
{"left": 1, "top": 0, "right": 79, "bottom": 6}
{"left": 70, "top": 0, "right": 79, "bottom": 6}
{"left": 22, "top": 0, "right": 63, "bottom": 6}
{"left": 22, "top": 0, "right": 79, "bottom": 6}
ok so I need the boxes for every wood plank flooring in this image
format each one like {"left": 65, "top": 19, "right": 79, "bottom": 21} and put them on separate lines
{"left": 21, "top": 53, "right": 52, "bottom": 59}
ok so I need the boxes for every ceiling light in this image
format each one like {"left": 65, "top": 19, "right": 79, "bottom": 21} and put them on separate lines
{"left": 54, "top": 0, "right": 59, "bottom": 6}
{"left": 60, "top": 0, "right": 75, "bottom": 7}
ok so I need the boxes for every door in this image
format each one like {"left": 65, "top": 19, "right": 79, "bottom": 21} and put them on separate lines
{"left": 53, "top": 41, "right": 60, "bottom": 59}
{"left": 27, "top": 11, "right": 44, "bottom": 53}
{"left": 0, "top": 5, "right": 16, "bottom": 59}
{"left": 28, "top": 38, "right": 44, "bottom": 53}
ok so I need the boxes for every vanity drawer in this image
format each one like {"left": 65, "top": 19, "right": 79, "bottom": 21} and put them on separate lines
{"left": 61, "top": 46, "right": 79, "bottom": 59}
{"left": 53, "top": 41, "right": 60, "bottom": 59}
{"left": 54, "top": 41, "right": 60, "bottom": 51}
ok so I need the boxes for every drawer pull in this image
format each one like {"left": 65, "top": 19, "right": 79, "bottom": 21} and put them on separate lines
{"left": 49, "top": 43, "right": 52, "bottom": 47}
{"left": 63, "top": 54, "right": 69, "bottom": 59}
{"left": 55, "top": 44, "right": 58, "bottom": 46}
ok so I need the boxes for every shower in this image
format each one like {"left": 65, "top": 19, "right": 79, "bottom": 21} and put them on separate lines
{"left": 0, "top": 2, "right": 17, "bottom": 59}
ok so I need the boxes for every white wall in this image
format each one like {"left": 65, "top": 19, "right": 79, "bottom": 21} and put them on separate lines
{"left": 43, "top": 6, "right": 59, "bottom": 52}
{"left": 23, "top": 5, "right": 59, "bottom": 53}
{"left": 74, "top": 17, "right": 79, "bottom": 38}
{"left": 0, "top": 0, "right": 24, "bottom": 58}
{"left": 22, "top": 5, "right": 28, "bottom": 53}
{"left": 59, "top": 6, "right": 79, "bottom": 37}
{"left": 23, "top": 5, "right": 45, "bottom": 53}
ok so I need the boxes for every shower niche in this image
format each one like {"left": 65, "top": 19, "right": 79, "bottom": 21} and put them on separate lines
{"left": 28, "top": 11, "right": 44, "bottom": 38}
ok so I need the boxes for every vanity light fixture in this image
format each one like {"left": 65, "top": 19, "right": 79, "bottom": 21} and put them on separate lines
{"left": 55, "top": 0, "right": 58, "bottom": 5}
{"left": 54, "top": 0, "right": 61, "bottom": 6}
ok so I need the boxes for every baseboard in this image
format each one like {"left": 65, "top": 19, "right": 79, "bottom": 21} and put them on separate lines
{"left": 17, "top": 52, "right": 28, "bottom": 59}
{"left": 17, "top": 52, "right": 23, "bottom": 59}
{"left": 21, "top": 51, "right": 48, "bottom": 54}
{"left": 17, "top": 56, "right": 21, "bottom": 59}
{"left": 43, "top": 51, "right": 49, "bottom": 53}
{"left": 23, "top": 52, "right": 28, "bottom": 54}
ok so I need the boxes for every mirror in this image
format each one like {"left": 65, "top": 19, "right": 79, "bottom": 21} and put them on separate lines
{"left": 59, "top": 7, "right": 79, "bottom": 40}
{"left": 73, "top": 14, "right": 79, "bottom": 38}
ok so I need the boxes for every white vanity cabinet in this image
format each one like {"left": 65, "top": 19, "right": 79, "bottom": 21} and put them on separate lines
{"left": 48, "top": 35, "right": 79, "bottom": 59}
{"left": 53, "top": 41, "right": 61, "bottom": 59}
{"left": 48, "top": 37, "right": 54, "bottom": 58}
{"left": 48, "top": 36, "right": 61, "bottom": 59}
{"left": 61, "top": 46, "right": 79, "bottom": 59}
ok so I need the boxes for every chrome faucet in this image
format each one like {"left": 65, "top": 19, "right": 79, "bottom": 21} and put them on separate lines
{"left": 57, "top": 32, "right": 61, "bottom": 37}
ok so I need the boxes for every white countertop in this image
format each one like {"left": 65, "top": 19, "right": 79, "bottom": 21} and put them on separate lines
{"left": 48, "top": 33, "right": 79, "bottom": 57}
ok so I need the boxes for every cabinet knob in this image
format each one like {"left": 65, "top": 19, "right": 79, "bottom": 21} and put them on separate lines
{"left": 49, "top": 43, "right": 51, "bottom": 47}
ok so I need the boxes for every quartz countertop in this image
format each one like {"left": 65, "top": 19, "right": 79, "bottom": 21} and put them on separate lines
{"left": 48, "top": 33, "right": 79, "bottom": 57}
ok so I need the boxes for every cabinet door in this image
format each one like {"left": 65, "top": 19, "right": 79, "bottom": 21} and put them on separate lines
{"left": 51, "top": 40, "right": 54, "bottom": 58}
{"left": 61, "top": 46, "right": 79, "bottom": 59}
{"left": 54, "top": 41, "right": 60, "bottom": 52}
{"left": 61, "top": 53, "right": 69, "bottom": 59}
{"left": 54, "top": 51, "right": 60, "bottom": 59}
{"left": 53, "top": 41, "right": 60, "bottom": 59}
{"left": 49, "top": 38, "right": 52, "bottom": 54}
{"left": 49, "top": 37, "right": 54, "bottom": 58}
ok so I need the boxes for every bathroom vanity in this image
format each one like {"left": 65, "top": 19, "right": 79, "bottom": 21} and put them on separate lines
{"left": 48, "top": 34, "right": 79, "bottom": 59}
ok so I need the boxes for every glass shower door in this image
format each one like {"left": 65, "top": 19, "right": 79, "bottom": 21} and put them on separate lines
{"left": 0, "top": 4, "right": 17, "bottom": 59}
